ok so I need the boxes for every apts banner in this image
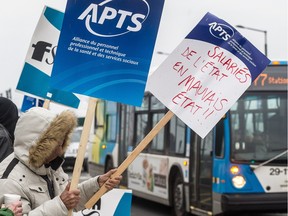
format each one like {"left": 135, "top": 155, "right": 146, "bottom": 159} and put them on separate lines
{"left": 147, "top": 12, "right": 270, "bottom": 138}
{"left": 51, "top": 0, "right": 165, "bottom": 106}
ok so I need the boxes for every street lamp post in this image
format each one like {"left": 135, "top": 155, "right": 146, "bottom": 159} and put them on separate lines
{"left": 157, "top": 51, "right": 170, "bottom": 55}
{"left": 236, "top": 25, "right": 268, "bottom": 57}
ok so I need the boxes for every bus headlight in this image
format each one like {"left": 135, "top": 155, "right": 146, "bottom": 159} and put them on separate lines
{"left": 232, "top": 175, "right": 246, "bottom": 188}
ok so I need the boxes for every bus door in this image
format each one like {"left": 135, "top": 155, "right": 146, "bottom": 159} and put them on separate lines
{"left": 190, "top": 131, "right": 213, "bottom": 213}
{"left": 118, "top": 104, "right": 130, "bottom": 163}
{"left": 118, "top": 104, "right": 135, "bottom": 185}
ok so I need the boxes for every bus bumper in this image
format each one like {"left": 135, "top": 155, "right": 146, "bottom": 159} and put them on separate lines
{"left": 221, "top": 193, "right": 288, "bottom": 212}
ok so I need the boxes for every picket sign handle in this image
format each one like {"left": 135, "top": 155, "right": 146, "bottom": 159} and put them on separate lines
{"left": 68, "top": 97, "right": 97, "bottom": 216}
{"left": 85, "top": 110, "right": 174, "bottom": 209}
{"left": 43, "top": 99, "right": 50, "bottom": 109}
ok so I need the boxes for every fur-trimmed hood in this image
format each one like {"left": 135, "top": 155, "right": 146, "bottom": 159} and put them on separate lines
{"left": 14, "top": 107, "right": 77, "bottom": 175}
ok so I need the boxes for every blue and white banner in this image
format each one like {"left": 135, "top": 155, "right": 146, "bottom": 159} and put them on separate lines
{"left": 73, "top": 189, "right": 132, "bottom": 216}
{"left": 147, "top": 12, "right": 270, "bottom": 138}
{"left": 51, "top": 0, "right": 165, "bottom": 106}
{"left": 21, "top": 95, "right": 44, "bottom": 112}
{"left": 16, "top": 6, "right": 80, "bottom": 108}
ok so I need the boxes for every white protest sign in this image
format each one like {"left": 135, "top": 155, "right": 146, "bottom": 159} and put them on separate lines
{"left": 73, "top": 189, "right": 132, "bottom": 216}
{"left": 147, "top": 12, "right": 270, "bottom": 138}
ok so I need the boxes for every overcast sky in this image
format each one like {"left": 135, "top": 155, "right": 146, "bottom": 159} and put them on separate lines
{"left": 0, "top": 0, "right": 287, "bottom": 113}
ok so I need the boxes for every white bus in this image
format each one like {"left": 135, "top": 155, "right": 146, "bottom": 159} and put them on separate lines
{"left": 88, "top": 61, "right": 287, "bottom": 215}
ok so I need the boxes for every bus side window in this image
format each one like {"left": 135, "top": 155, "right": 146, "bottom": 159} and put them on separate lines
{"left": 151, "top": 113, "right": 165, "bottom": 151}
{"left": 169, "top": 117, "right": 177, "bottom": 154}
{"left": 215, "top": 119, "right": 224, "bottom": 158}
{"left": 169, "top": 116, "right": 185, "bottom": 155}
{"left": 136, "top": 114, "right": 149, "bottom": 147}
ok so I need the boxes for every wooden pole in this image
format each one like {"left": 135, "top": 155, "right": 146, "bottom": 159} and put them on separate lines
{"left": 42, "top": 99, "right": 50, "bottom": 109}
{"left": 68, "top": 97, "right": 97, "bottom": 216}
{"left": 85, "top": 110, "right": 174, "bottom": 209}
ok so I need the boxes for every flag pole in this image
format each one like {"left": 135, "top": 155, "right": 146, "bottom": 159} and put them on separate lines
{"left": 42, "top": 99, "right": 50, "bottom": 109}
{"left": 68, "top": 97, "right": 97, "bottom": 216}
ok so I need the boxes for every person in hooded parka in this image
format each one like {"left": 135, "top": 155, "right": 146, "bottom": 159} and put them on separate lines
{"left": 0, "top": 97, "right": 19, "bottom": 163}
{"left": 0, "top": 107, "right": 122, "bottom": 216}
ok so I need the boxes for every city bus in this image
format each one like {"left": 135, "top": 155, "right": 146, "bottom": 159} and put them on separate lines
{"left": 88, "top": 61, "right": 287, "bottom": 215}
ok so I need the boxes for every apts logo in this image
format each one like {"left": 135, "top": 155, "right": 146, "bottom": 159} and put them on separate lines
{"left": 78, "top": 0, "right": 150, "bottom": 37}
{"left": 208, "top": 22, "right": 234, "bottom": 41}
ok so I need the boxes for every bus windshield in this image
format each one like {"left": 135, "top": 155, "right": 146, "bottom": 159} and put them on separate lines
{"left": 230, "top": 92, "right": 287, "bottom": 164}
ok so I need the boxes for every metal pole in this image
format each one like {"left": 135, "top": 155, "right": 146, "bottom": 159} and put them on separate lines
{"left": 235, "top": 25, "right": 268, "bottom": 57}
{"left": 264, "top": 30, "right": 268, "bottom": 57}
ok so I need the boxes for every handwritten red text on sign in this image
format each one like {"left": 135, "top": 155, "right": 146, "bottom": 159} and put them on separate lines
{"left": 170, "top": 45, "right": 251, "bottom": 119}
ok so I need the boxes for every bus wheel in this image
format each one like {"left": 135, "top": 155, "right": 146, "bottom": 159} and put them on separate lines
{"left": 172, "top": 173, "right": 186, "bottom": 216}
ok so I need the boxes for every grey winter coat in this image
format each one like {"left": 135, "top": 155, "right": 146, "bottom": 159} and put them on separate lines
{"left": 0, "top": 107, "right": 100, "bottom": 215}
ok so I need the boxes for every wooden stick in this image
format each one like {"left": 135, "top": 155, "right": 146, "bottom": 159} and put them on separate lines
{"left": 85, "top": 110, "right": 174, "bottom": 209}
{"left": 42, "top": 99, "right": 50, "bottom": 109}
{"left": 68, "top": 97, "right": 97, "bottom": 216}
